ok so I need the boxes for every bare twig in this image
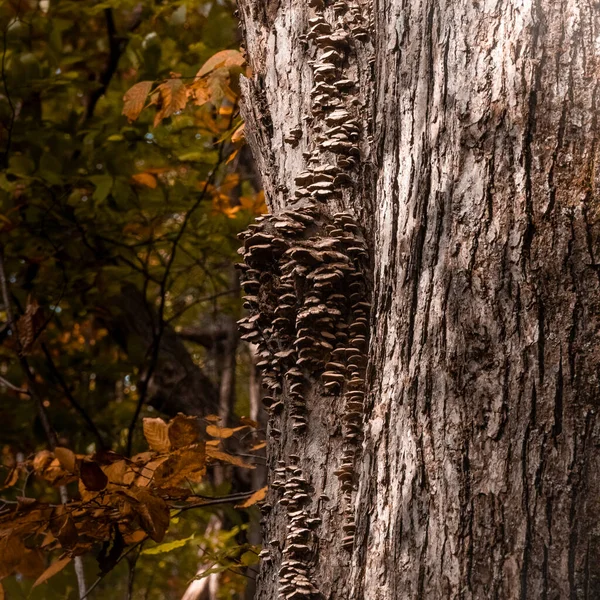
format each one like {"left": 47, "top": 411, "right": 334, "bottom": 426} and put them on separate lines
{"left": 0, "top": 374, "right": 29, "bottom": 395}
{"left": 41, "top": 343, "right": 106, "bottom": 449}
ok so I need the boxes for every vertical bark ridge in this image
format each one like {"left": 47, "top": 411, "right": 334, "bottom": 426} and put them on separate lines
{"left": 238, "top": 0, "right": 600, "bottom": 598}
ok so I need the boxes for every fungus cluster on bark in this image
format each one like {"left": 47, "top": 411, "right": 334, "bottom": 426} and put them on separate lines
{"left": 236, "top": 1, "right": 373, "bottom": 597}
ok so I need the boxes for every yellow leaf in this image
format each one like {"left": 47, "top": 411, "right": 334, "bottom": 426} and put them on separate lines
{"left": 122, "top": 81, "right": 153, "bottom": 122}
{"left": 196, "top": 50, "right": 245, "bottom": 78}
{"left": 131, "top": 173, "right": 157, "bottom": 188}
{"left": 250, "top": 441, "right": 266, "bottom": 451}
{"left": 205, "top": 447, "right": 255, "bottom": 469}
{"left": 235, "top": 486, "right": 267, "bottom": 508}
{"left": 54, "top": 447, "right": 76, "bottom": 473}
{"left": 142, "top": 418, "right": 170, "bottom": 453}
{"left": 32, "top": 556, "right": 71, "bottom": 588}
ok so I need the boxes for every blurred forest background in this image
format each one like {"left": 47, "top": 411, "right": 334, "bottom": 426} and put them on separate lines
{"left": 0, "top": 1, "right": 267, "bottom": 599}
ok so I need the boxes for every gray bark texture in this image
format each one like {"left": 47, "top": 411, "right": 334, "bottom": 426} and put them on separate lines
{"left": 235, "top": 0, "right": 600, "bottom": 598}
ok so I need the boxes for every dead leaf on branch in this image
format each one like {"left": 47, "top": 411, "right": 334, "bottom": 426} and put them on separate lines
{"left": 142, "top": 417, "right": 170, "bottom": 453}
{"left": 79, "top": 460, "right": 108, "bottom": 491}
{"left": 151, "top": 78, "right": 187, "bottom": 127}
{"left": 32, "top": 556, "right": 71, "bottom": 588}
{"left": 235, "top": 486, "right": 267, "bottom": 508}
{"left": 122, "top": 80, "right": 153, "bottom": 122}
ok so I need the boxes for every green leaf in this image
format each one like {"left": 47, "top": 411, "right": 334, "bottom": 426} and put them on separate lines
{"left": 90, "top": 175, "right": 113, "bottom": 203}
{"left": 141, "top": 534, "right": 195, "bottom": 555}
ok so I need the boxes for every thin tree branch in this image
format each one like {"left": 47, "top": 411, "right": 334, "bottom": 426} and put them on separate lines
{"left": 0, "top": 374, "right": 29, "bottom": 395}
{"left": 41, "top": 343, "right": 107, "bottom": 449}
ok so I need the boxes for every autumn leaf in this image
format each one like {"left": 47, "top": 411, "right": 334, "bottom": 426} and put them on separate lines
{"left": 131, "top": 173, "right": 158, "bottom": 188}
{"left": 231, "top": 122, "right": 245, "bottom": 144}
{"left": 16, "top": 549, "right": 45, "bottom": 579}
{"left": 80, "top": 460, "right": 108, "bottom": 491}
{"left": 32, "top": 556, "right": 71, "bottom": 588}
{"left": 235, "top": 486, "right": 267, "bottom": 508}
{"left": 54, "top": 447, "right": 77, "bottom": 473}
{"left": 52, "top": 512, "right": 79, "bottom": 549}
{"left": 0, "top": 535, "right": 26, "bottom": 579}
{"left": 122, "top": 81, "right": 153, "bottom": 122}
{"left": 152, "top": 79, "right": 188, "bottom": 127}
{"left": 143, "top": 417, "right": 171, "bottom": 452}
{"left": 205, "top": 447, "right": 255, "bottom": 469}
{"left": 2, "top": 465, "right": 19, "bottom": 490}
{"left": 196, "top": 49, "right": 245, "bottom": 78}
{"left": 126, "top": 487, "right": 169, "bottom": 542}
{"left": 168, "top": 414, "right": 199, "bottom": 449}
{"left": 206, "top": 424, "right": 247, "bottom": 439}
{"left": 154, "top": 445, "right": 206, "bottom": 487}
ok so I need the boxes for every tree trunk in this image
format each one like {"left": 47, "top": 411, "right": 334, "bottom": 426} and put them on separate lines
{"left": 236, "top": 0, "right": 600, "bottom": 598}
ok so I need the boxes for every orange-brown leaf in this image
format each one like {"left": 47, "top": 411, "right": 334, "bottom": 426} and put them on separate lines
{"left": 152, "top": 79, "right": 188, "bottom": 127}
{"left": 142, "top": 417, "right": 170, "bottom": 453}
{"left": 235, "top": 486, "right": 267, "bottom": 508}
{"left": 205, "top": 447, "right": 254, "bottom": 469}
{"left": 32, "top": 556, "right": 71, "bottom": 588}
{"left": 122, "top": 81, "right": 153, "bottom": 122}
{"left": 17, "top": 549, "right": 45, "bottom": 578}
{"left": 205, "top": 424, "right": 246, "bottom": 439}
{"left": 153, "top": 445, "right": 206, "bottom": 487}
{"left": 131, "top": 173, "right": 158, "bottom": 188}
{"left": 168, "top": 414, "right": 199, "bottom": 449}
{"left": 126, "top": 487, "right": 169, "bottom": 542}
{"left": 0, "top": 535, "right": 26, "bottom": 578}
{"left": 196, "top": 50, "right": 245, "bottom": 78}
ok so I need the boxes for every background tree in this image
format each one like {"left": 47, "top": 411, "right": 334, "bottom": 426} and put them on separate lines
{"left": 236, "top": 0, "right": 600, "bottom": 598}
{"left": 0, "top": 1, "right": 266, "bottom": 599}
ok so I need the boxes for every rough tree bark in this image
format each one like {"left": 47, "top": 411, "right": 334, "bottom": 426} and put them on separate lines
{"left": 235, "top": 0, "right": 600, "bottom": 598}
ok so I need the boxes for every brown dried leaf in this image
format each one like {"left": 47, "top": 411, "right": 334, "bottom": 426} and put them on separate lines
{"left": 168, "top": 414, "right": 199, "bottom": 449}
{"left": 54, "top": 447, "right": 77, "bottom": 473}
{"left": 0, "top": 582, "right": 4, "bottom": 600}
{"left": 235, "top": 486, "right": 267, "bottom": 508}
{"left": 152, "top": 79, "right": 187, "bottom": 127}
{"left": 154, "top": 445, "right": 206, "bottom": 487}
{"left": 2, "top": 465, "right": 19, "bottom": 490}
{"left": 102, "top": 460, "right": 127, "bottom": 484}
{"left": 205, "top": 447, "right": 255, "bottom": 469}
{"left": 17, "top": 548, "right": 45, "bottom": 578}
{"left": 80, "top": 461, "right": 108, "bottom": 491}
{"left": 53, "top": 514, "right": 79, "bottom": 549}
{"left": 122, "top": 81, "right": 153, "bottom": 122}
{"left": 0, "top": 535, "right": 26, "bottom": 578}
{"left": 126, "top": 487, "right": 169, "bottom": 542}
{"left": 16, "top": 297, "right": 43, "bottom": 355}
{"left": 32, "top": 556, "right": 71, "bottom": 588}
{"left": 142, "top": 418, "right": 170, "bottom": 453}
